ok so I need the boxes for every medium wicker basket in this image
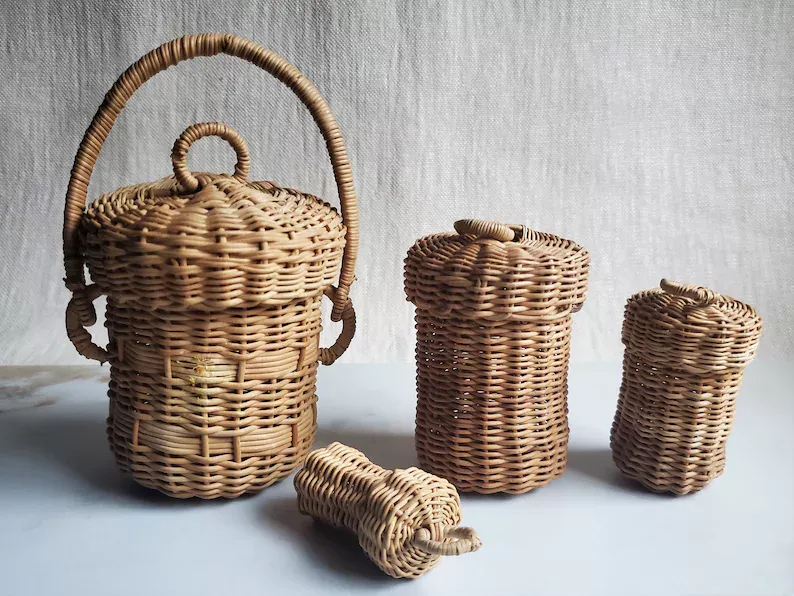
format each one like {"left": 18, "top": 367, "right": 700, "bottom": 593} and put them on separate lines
{"left": 63, "top": 34, "right": 359, "bottom": 499}
{"left": 294, "top": 442, "right": 481, "bottom": 579}
{"left": 405, "top": 219, "right": 590, "bottom": 494}
{"left": 610, "top": 279, "right": 763, "bottom": 495}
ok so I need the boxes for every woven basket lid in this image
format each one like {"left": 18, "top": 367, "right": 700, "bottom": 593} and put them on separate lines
{"left": 623, "top": 279, "right": 763, "bottom": 373}
{"left": 81, "top": 122, "right": 345, "bottom": 310}
{"left": 404, "top": 219, "right": 590, "bottom": 321}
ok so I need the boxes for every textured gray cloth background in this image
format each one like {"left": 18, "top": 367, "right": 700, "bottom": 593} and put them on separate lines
{"left": 0, "top": 0, "right": 791, "bottom": 365}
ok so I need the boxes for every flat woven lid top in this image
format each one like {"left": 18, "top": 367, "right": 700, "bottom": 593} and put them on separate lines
{"left": 623, "top": 279, "right": 763, "bottom": 371}
{"left": 405, "top": 219, "right": 590, "bottom": 321}
{"left": 83, "top": 121, "right": 344, "bottom": 259}
{"left": 84, "top": 174, "right": 343, "bottom": 246}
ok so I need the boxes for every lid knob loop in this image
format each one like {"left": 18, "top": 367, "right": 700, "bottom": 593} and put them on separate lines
{"left": 171, "top": 122, "right": 251, "bottom": 192}
{"left": 454, "top": 219, "right": 527, "bottom": 242}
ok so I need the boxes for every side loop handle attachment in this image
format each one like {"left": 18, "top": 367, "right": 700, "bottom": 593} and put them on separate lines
{"left": 412, "top": 525, "right": 482, "bottom": 556}
{"left": 660, "top": 278, "right": 722, "bottom": 305}
{"left": 65, "top": 284, "right": 110, "bottom": 363}
{"left": 454, "top": 219, "right": 527, "bottom": 242}
{"left": 171, "top": 122, "right": 250, "bottom": 192}
{"left": 318, "top": 286, "right": 356, "bottom": 366}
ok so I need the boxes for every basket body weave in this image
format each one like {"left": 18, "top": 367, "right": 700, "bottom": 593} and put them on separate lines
{"left": 294, "top": 442, "right": 481, "bottom": 578}
{"left": 62, "top": 35, "right": 359, "bottom": 499}
{"left": 84, "top": 176, "right": 348, "bottom": 498}
{"left": 405, "top": 220, "right": 590, "bottom": 494}
{"left": 610, "top": 280, "right": 762, "bottom": 495}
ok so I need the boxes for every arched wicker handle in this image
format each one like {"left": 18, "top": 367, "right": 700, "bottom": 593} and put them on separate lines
{"left": 171, "top": 122, "right": 250, "bottom": 192}
{"left": 318, "top": 286, "right": 356, "bottom": 365}
{"left": 412, "top": 525, "right": 482, "bottom": 556}
{"left": 63, "top": 33, "right": 359, "bottom": 354}
{"left": 660, "top": 279, "right": 722, "bottom": 305}
{"left": 454, "top": 219, "right": 527, "bottom": 242}
{"left": 65, "top": 284, "right": 110, "bottom": 363}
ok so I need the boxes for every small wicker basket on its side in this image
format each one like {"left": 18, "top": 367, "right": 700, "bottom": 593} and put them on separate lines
{"left": 610, "top": 279, "right": 763, "bottom": 495}
{"left": 405, "top": 219, "right": 590, "bottom": 494}
{"left": 294, "top": 442, "right": 481, "bottom": 579}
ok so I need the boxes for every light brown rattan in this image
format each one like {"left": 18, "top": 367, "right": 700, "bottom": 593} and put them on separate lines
{"left": 293, "top": 442, "right": 481, "bottom": 579}
{"left": 405, "top": 219, "right": 590, "bottom": 494}
{"left": 62, "top": 34, "right": 359, "bottom": 499}
{"left": 610, "top": 279, "right": 763, "bottom": 495}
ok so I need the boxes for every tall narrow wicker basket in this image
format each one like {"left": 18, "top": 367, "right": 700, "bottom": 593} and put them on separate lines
{"left": 611, "top": 279, "right": 763, "bottom": 495}
{"left": 63, "top": 34, "right": 359, "bottom": 499}
{"left": 405, "top": 219, "right": 590, "bottom": 494}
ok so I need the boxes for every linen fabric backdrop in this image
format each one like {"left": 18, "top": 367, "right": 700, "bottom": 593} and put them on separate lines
{"left": 0, "top": 0, "right": 791, "bottom": 365}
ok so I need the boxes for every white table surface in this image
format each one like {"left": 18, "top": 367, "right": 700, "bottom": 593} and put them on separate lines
{"left": 0, "top": 361, "right": 792, "bottom": 596}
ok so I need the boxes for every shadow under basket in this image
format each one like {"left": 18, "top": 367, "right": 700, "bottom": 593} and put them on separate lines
{"left": 62, "top": 34, "right": 359, "bottom": 498}
{"left": 610, "top": 279, "right": 763, "bottom": 495}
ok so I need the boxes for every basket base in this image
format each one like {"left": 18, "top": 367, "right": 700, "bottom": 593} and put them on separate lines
{"left": 417, "top": 433, "right": 569, "bottom": 495}
{"left": 107, "top": 398, "right": 317, "bottom": 499}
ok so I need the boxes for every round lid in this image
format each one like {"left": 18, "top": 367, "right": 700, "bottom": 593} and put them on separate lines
{"left": 404, "top": 219, "right": 590, "bottom": 321}
{"left": 623, "top": 279, "right": 763, "bottom": 372}
{"left": 81, "top": 122, "right": 345, "bottom": 308}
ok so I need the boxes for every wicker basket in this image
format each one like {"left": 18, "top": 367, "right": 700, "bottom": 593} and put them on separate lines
{"left": 62, "top": 34, "right": 359, "bottom": 499}
{"left": 404, "top": 219, "right": 590, "bottom": 494}
{"left": 611, "top": 279, "right": 763, "bottom": 495}
{"left": 293, "top": 442, "right": 481, "bottom": 579}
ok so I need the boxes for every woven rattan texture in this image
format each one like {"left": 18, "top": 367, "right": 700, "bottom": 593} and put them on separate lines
{"left": 610, "top": 279, "right": 763, "bottom": 495}
{"left": 294, "top": 442, "right": 481, "bottom": 579}
{"left": 405, "top": 220, "right": 590, "bottom": 494}
{"left": 81, "top": 175, "right": 346, "bottom": 310}
{"left": 62, "top": 35, "right": 359, "bottom": 498}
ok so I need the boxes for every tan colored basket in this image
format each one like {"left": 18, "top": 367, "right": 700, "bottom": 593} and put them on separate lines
{"left": 404, "top": 219, "right": 590, "bottom": 494}
{"left": 611, "top": 279, "right": 763, "bottom": 495}
{"left": 293, "top": 442, "right": 481, "bottom": 579}
{"left": 62, "top": 34, "right": 359, "bottom": 499}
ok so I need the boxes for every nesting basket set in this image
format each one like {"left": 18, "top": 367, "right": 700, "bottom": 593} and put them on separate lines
{"left": 62, "top": 33, "right": 763, "bottom": 578}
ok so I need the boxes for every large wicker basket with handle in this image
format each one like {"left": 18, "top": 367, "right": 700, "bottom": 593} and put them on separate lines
{"left": 63, "top": 34, "right": 358, "bottom": 499}
{"left": 611, "top": 279, "right": 763, "bottom": 495}
{"left": 405, "top": 219, "right": 590, "bottom": 494}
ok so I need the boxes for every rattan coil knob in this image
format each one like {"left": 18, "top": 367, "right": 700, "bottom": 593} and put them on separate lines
{"left": 293, "top": 442, "right": 482, "bottom": 579}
